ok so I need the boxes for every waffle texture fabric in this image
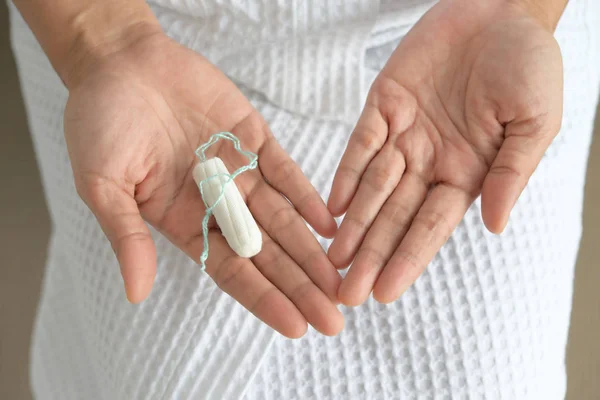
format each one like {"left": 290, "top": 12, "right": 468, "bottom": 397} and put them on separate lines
{"left": 7, "top": 0, "right": 600, "bottom": 399}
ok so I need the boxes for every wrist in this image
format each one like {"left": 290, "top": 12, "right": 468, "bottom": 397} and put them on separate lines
{"left": 508, "top": 0, "right": 567, "bottom": 32}
{"left": 61, "top": 2, "right": 163, "bottom": 89}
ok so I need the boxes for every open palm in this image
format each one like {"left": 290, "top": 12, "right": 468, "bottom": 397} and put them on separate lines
{"left": 65, "top": 33, "right": 343, "bottom": 337}
{"left": 328, "top": 0, "right": 563, "bottom": 305}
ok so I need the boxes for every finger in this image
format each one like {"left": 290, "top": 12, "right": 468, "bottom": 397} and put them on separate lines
{"left": 481, "top": 121, "right": 555, "bottom": 234}
{"left": 373, "top": 183, "right": 472, "bottom": 304}
{"left": 246, "top": 177, "right": 342, "bottom": 302}
{"left": 328, "top": 145, "right": 405, "bottom": 269}
{"left": 79, "top": 178, "right": 157, "bottom": 304}
{"left": 328, "top": 103, "right": 388, "bottom": 216}
{"left": 258, "top": 137, "right": 337, "bottom": 238}
{"left": 252, "top": 231, "right": 344, "bottom": 336}
{"left": 338, "top": 172, "right": 428, "bottom": 306}
{"left": 189, "top": 230, "right": 309, "bottom": 339}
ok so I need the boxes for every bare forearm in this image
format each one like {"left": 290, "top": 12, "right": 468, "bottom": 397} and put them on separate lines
{"left": 12, "top": 0, "right": 161, "bottom": 88}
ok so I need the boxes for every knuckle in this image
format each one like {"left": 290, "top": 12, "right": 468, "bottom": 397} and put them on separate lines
{"left": 414, "top": 210, "right": 452, "bottom": 242}
{"left": 372, "top": 75, "right": 407, "bottom": 100}
{"left": 213, "top": 254, "right": 246, "bottom": 291}
{"left": 392, "top": 132, "right": 409, "bottom": 152}
{"left": 364, "top": 167, "right": 394, "bottom": 192}
{"left": 270, "top": 158, "right": 297, "bottom": 187}
{"left": 183, "top": 231, "right": 204, "bottom": 250}
{"left": 520, "top": 111, "right": 550, "bottom": 136}
{"left": 76, "top": 176, "right": 105, "bottom": 207}
{"left": 75, "top": 173, "right": 125, "bottom": 212}
{"left": 371, "top": 76, "right": 418, "bottom": 119}
{"left": 259, "top": 239, "right": 283, "bottom": 268}
{"left": 296, "top": 191, "right": 320, "bottom": 213}
{"left": 343, "top": 214, "right": 369, "bottom": 230}
{"left": 268, "top": 207, "right": 298, "bottom": 237}
{"left": 245, "top": 179, "right": 267, "bottom": 211}
{"left": 115, "top": 230, "right": 148, "bottom": 245}
{"left": 382, "top": 199, "right": 414, "bottom": 226}
{"left": 289, "top": 281, "right": 316, "bottom": 303}
{"left": 337, "top": 165, "right": 361, "bottom": 181}
{"left": 357, "top": 247, "right": 387, "bottom": 269}
{"left": 112, "top": 231, "right": 148, "bottom": 255}
{"left": 394, "top": 250, "right": 422, "bottom": 275}
{"left": 490, "top": 164, "right": 527, "bottom": 181}
{"left": 352, "top": 127, "right": 384, "bottom": 153}
{"left": 248, "top": 287, "right": 278, "bottom": 315}
{"left": 300, "top": 249, "right": 325, "bottom": 271}
{"left": 233, "top": 110, "right": 268, "bottom": 150}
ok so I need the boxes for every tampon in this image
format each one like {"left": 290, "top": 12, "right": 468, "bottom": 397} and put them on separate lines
{"left": 193, "top": 157, "right": 262, "bottom": 258}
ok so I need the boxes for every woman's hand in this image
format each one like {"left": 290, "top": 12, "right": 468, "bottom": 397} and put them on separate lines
{"left": 328, "top": 0, "right": 564, "bottom": 305}
{"left": 65, "top": 30, "right": 343, "bottom": 338}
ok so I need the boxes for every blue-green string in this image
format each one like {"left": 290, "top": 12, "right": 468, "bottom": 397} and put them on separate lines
{"left": 195, "top": 132, "right": 258, "bottom": 270}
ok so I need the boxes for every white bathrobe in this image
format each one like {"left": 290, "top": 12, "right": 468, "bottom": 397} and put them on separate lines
{"left": 8, "top": 1, "right": 600, "bottom": 398}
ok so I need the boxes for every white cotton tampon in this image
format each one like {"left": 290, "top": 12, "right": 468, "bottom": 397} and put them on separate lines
{"left": 193, "top": 157, "right": 262, "bottom": 258}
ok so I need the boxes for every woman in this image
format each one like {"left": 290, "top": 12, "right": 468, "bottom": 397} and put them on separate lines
{"left": 8, "top": 0, "right": 599, "bottom": 398}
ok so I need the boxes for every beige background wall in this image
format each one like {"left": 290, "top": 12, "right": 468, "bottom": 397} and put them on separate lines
{"left": 0, "top": 2, "right": 598, "bottom": 399}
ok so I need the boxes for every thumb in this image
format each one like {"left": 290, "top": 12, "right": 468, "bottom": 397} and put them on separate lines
{"left": 78, "top": 177, "right": 157, "bottom": 303}
{"left": 481, "top": 117, "right": 558, "bottom": 234}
